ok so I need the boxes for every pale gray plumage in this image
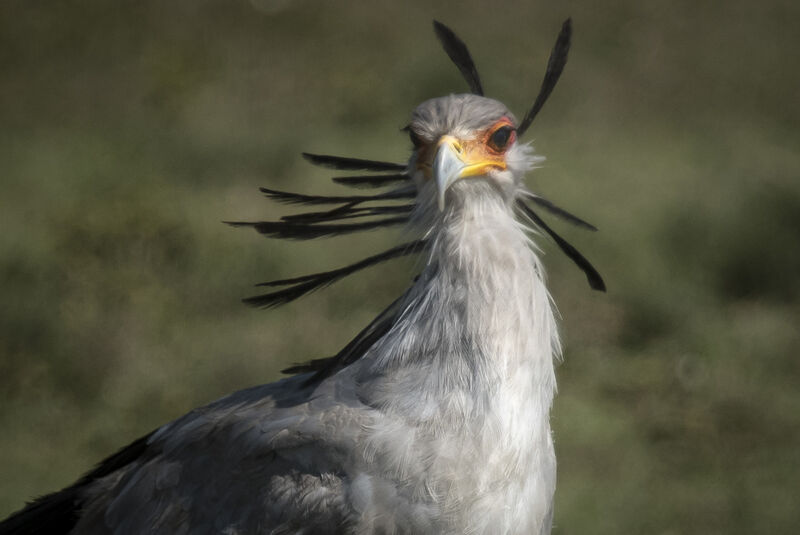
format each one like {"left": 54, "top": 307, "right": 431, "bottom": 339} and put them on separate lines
{"left": 1, "top": 20, "right": 602, "bottom": 535}
{"left": 70, "top": 94, "right": 559, "bottom": 535}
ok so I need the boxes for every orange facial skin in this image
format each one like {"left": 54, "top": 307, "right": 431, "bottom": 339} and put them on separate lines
{"left": 415, "top": 117, "right": 517, "bottom": 180}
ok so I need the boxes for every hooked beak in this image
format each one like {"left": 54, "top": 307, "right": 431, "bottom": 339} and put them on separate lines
{"left": 432, "top": 135, "right": 506, "bottom": 211}
{"left": 433, "top": 136, "right": 466, "bottom": 211}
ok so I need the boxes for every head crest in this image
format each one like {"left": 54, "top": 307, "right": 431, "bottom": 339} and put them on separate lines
{"left": 433, "top": 21, "right": 484, "bottom": 96}
{"left": 432, "top": 19, "right": 572, "bottom": 137}
{"left": 230, "top": 17, "right": 602, "bottom": 383}
{"left": 517, "top": 18, "right": 572, "bottom": 136}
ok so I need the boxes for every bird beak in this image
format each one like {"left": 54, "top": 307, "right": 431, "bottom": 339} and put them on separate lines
{"left": 433, "top": 136, "right": 466, "bottom": 211}
{"left": 432, "top": 135, "right": 506, "bottom": 211}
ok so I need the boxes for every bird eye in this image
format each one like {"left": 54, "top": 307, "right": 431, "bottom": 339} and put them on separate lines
{"left": 409, "top": 129, "right": 423, "bottom": 149}
{"left": 488, "top": 126, "right": 515, "bottom": 152}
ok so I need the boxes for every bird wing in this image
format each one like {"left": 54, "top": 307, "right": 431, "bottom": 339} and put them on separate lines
{"left": 84, "top": 374, "right": 372, "bottom": 534}
{"left": 2, "top": 374, "right": 372, "bottom": 535}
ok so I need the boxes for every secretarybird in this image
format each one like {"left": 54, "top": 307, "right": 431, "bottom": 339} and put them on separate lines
{"left": 1, "top": 19, "right": 604, "bottom": 535}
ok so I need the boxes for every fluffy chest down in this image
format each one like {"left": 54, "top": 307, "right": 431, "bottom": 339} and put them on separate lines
{"left": 350, "top": 376, "right": 557, "bottom": 535}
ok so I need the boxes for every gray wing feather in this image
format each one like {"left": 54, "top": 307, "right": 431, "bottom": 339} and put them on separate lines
{"left": 73, "top": 375, "right": 370, "bottom": 535}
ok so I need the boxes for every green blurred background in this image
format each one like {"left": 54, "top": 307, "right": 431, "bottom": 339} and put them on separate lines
{"left": 1, "top": 1, "right": 798, "bottom": 532}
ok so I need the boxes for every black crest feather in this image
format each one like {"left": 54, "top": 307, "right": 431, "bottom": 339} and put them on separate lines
{"left": 226, "top": 216, "right": 409, "bottom": 241}
{"left": 517, "top": 200, "right": 606, "bottom": 292}
{"left": 433, "top": 20, "right": 484, "bottom": 96}
{"left": 243, "top": 240, "right": 427, "bottom": 309}
{"left": 332, "top": 173, "right": 410, "bottom": 188}
{"left": 522, "top": 192, "right": 597, "bottom": 231}
{"left": 517, "top": 18, "right": 572, "bottom": 137}
{"left": 280, "top": 204, "right": 414, "bottom": 224}
{"left": 258, "top": 187, "right": 415, "bottom": 206}
{"left": 302, "top": 152, "right": 407, "bottom": 172}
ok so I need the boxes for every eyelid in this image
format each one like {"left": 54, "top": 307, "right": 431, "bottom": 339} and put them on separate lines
{"left": 487, "top": 124, "right": 516, "bottom": 152}
{"left": 490, "top": 123, "right": 515, "bottom": 135}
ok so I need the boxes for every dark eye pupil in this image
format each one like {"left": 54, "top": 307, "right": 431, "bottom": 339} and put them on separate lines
{"left": 490, "top": 127, "right": 512, "bottom": 149}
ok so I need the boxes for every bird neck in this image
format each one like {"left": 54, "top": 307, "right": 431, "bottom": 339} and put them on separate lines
{"left": 359, "top": 183, "right": 560, "bottom": 424}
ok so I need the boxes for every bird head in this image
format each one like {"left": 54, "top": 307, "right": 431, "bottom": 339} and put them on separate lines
{"left": 407, "top": 94, "right": 529, "bottom": 211}
{"left": 229, "top": 17, "right": 604, "bottom": 319}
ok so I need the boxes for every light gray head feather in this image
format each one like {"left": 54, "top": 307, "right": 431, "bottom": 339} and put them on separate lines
{"left": 409, "top": 94, "right": 516, "bottom": 142}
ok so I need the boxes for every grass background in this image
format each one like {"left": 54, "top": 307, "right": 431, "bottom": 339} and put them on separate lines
{"left": 1, "top": 1, "right": 798, "bottom": 532}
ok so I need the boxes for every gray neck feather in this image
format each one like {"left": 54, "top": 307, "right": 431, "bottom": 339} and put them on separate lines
{"left": 356, "top": 180, "right": 560, "bottom": 426}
